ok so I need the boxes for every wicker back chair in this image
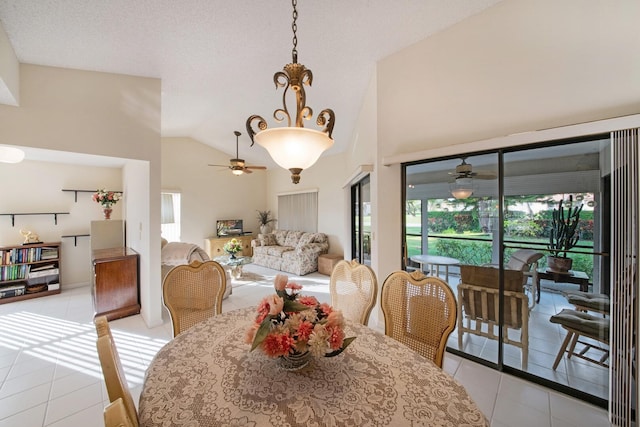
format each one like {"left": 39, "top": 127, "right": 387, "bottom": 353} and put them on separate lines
{"left": 94, "top": 317, "right": 139, "bottom": 427}
{"left": 162, "top": 260, "right": 227, "bottom": 337}
{"left": 457, "top": 265, "right": 529, "bottom": 367}
{"left": 162, "top": 261, "right": 227, "bottom": 337}
{"left": 104, "top": 398, "right": 136, "bottom": 427}
{"left": 329, "top": 259, "right": 378, "bottom": 325}
{"left": 381, "top": 270, "right": 457, "bottom": 368}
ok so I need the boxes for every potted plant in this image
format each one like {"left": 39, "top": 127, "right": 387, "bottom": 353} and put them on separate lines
{"left": 256, "top": 210, "right": 276, "bottom": 234}
{"left": 547, "top": 195, "right": 583, "bottom": 272}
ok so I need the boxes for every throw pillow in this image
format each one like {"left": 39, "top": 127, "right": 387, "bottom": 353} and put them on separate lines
{"left": 284, "top": 231, "right": 305, "bottom": 247}
{"left": 274, "top": 230, "right": 289, "bottom": 246}
{"left": 261, "top": 233, "right": 277, "bottom": 246}
{"left": 297, "top": 233, "right": 315, "bottom": 246}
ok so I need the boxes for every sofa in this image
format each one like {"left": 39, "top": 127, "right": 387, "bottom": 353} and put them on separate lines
{"left": 251, "top": 230, "right": 329, "bottom": 276}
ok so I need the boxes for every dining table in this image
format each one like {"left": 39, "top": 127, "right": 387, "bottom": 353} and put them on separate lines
{"left": 138, "top": 306, "right": 489, "bottom": 426}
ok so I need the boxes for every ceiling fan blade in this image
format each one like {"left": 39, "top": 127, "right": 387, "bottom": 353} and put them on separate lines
{"left": 243, "top": 168, "right": 253, "bottom": 174}
{"left": 245, "top": 165, "right": 267, "bottom": 170}
{"left": 208, "top": 164, "right": 230, "bottom": 168}
{"left": 473, "top": 171, "right": 497, "bottom": 179}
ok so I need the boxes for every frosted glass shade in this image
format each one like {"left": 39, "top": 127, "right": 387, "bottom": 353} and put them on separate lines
{"left": 450, "top": 178, "right": 474, "bottom": 199}
{"left": 254, "top": 127, "right": 333, "bottom": 171}
{"left": 0, "top": 146, "right": 25, "bottom": 163}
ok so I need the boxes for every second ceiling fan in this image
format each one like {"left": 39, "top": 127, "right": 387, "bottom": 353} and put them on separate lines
{"left": 209, "top": 131, "right": 267, "bottom": 175}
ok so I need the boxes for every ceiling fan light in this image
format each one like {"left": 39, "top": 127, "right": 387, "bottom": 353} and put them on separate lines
{"left": 450, "top": 180, "right": 474, "bottom": 199}
{"left": 232, "top": 168, "right": 244, "bottom": 176}
{"left": 0, "top": 146, "right": 25, "bottom": 163}
{"left": 254, "top": 127, "right": 333, "bottom": 171}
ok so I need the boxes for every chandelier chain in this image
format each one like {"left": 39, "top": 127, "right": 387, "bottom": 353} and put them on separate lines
{"left": 291, "top": 0, "right": 298, "bottom": 63}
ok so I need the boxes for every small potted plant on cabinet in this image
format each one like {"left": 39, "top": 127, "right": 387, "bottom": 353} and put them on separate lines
{"left": 547, "top": 195, "right": 583, "bottom": 273}
{"left": 257, "top": 210, "right": 276, "bottom": 235}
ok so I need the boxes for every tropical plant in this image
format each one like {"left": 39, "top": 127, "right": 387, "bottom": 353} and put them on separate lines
{"left": 548, "top": 196, "right": 583, "bottom": 258}
{"left": 256, "top": 210, "right": 277, "bottom": 226}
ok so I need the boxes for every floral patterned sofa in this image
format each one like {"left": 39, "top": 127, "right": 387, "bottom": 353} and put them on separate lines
{"left": 251, "top": 230, "right": 329, "bottom": 276}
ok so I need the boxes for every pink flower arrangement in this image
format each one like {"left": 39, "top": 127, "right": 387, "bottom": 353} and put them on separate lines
{"left": 246, "top": 274, "right": 355, "bottom": 358}
{"left": 92, "top": 188, "right": 122, "bottom": 208}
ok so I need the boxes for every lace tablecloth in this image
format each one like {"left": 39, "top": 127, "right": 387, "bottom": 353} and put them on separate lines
{"left": 139, "top": 307, "right": 488, "bottom": 426}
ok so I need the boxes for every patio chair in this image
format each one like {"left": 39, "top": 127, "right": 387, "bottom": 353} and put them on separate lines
{"left": 457, "top": 265, "right": 529, "bottom": 368}
{"left": 94, "top": 318, "right": 139, "bottom": 427}
{"left": 550, "top": 308, "right": 610, "bottom": 370}
{"left": 485, "top": 249, "right": 543, "bottom": 308}
{"left": 162, "top": 260, "right": 227, "bottom": 337}
{"left": 381, "top": 270, "right": 457, "bottom": 368}
{"left": 329, "top": 259, "right": 378, "bottom": 325}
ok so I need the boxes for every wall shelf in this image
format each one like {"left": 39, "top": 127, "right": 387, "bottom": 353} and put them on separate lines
{"left": 61, "top": 234, "right": 90, "bottom": 246}
{"left": 61, "top": 189, "right": 122, "bottom": 202}
{"left": 0, "top": 213, "right": 69, "bottom": 227}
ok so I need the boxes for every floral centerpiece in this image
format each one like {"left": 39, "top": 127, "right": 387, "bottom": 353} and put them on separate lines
{"left": 92, "top": 189, "right": 123, "bottom": 219}
{"left": 223, "top": 238, "right": 243, "bottom": 259}
{"left": 92, "top": 188, "right": 122, "bottom": 208}
{"left": 245, "top": 274, "right": 355, "bottom": 370}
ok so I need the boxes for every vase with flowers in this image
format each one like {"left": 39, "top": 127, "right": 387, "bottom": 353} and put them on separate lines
{"left": 92, "top": 189, "right": 123, "bottom": 220}
{"left": 245, "top": 274, "right": 355, "bottom": 370}
{"left": 223, "top": 238, "right": 243, "bottom": 259}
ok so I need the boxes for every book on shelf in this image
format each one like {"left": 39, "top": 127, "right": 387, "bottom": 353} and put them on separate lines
{"left": 29, "top": 263, "right": 57, "bottom": 272}
{"left": 40, "top": 248, "right": 59, "bottom": 260}
{"left": 28, "top": 268, "right": 59, "bottom": 279}
{"left": 0, "top": 264, "right": 30, "bottom": 281}
{"left": 47, "top": 282, "right": 60, "bottom": 291}
{"left": 0, "top": 284, "right": 26, "bottom": 299}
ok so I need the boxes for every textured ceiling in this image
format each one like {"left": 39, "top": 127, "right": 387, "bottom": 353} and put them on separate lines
{"left": 0, "top": 0, "right": 502, "bottom": 166}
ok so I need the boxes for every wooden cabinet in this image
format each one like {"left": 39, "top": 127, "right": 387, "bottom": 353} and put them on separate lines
{"left": 0, "top": 242, "right": 61, "bottom": 304}
{"left": 92, "top": 247, "right": 140, "bottom": 321}
{"left": 204, "top": 235, "right": 253, "bottom": 259}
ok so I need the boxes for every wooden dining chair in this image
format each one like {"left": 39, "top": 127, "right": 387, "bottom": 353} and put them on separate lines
{"left": 94, "top": 317, "right": 139, "bottom": 427}
{"left": 104, "top": 397, "right": 136, "bottom": 427}
{"left": 381, "top": 270, "right": 457, "bottom": 368}
{"left": 162, "top": 260, "right": 227, "bottom": 337}
{"left": 329, "top": 259, "right": 378, "bottom": 325}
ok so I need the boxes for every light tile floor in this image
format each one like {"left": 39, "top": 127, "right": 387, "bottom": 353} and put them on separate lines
{"left": 0, "top": 265, "right": 610, "bottom": 426}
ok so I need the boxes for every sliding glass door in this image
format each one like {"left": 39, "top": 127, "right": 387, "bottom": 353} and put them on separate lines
{"left": 403, "top": 137, "right": 611, "bottom": 406}
{"left": 351, "top": 175, "right": 371, "bottom": 265}
{"left": 405, "top": 153, "right": 499, "bottom": 365}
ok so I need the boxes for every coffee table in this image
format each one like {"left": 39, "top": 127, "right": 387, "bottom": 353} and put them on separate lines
{"left": 213, "top": 255, "right": 252, "bottom": 279}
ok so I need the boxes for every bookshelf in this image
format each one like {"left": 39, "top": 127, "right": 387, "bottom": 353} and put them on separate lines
{"left": 0, "top": 242, "right": 61, "bottom": 304}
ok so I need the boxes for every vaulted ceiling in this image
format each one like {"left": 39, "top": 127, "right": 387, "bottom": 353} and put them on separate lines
{"left": 0, "top": 0, "right": 502, "bottom": 166}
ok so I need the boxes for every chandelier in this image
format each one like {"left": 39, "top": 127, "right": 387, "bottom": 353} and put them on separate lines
{"left": 246, "top": 0, "right": 335, "bottom": 184}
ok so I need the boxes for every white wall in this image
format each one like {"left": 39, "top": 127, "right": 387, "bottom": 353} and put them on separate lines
{"left": 0, "top": 160, "right": 123, "bottom": 285}
{"left": 161, "top": 137, "right": 268, "bottom": 246}
{"left": 0, "top": 64, "right": 162, "bottom": 326}
{"left": 371, "top": 0, "right": 640, "bottom": 278}
{"left": 377, "top": 0, "right": 640, "bottom": 155}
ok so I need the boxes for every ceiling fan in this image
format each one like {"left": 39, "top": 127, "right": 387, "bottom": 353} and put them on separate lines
{"left": 448, "top": 157, "right": 497, "bottom": 180}
{"left": 208, "top": 131, "right": 267, "bottom": 175}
